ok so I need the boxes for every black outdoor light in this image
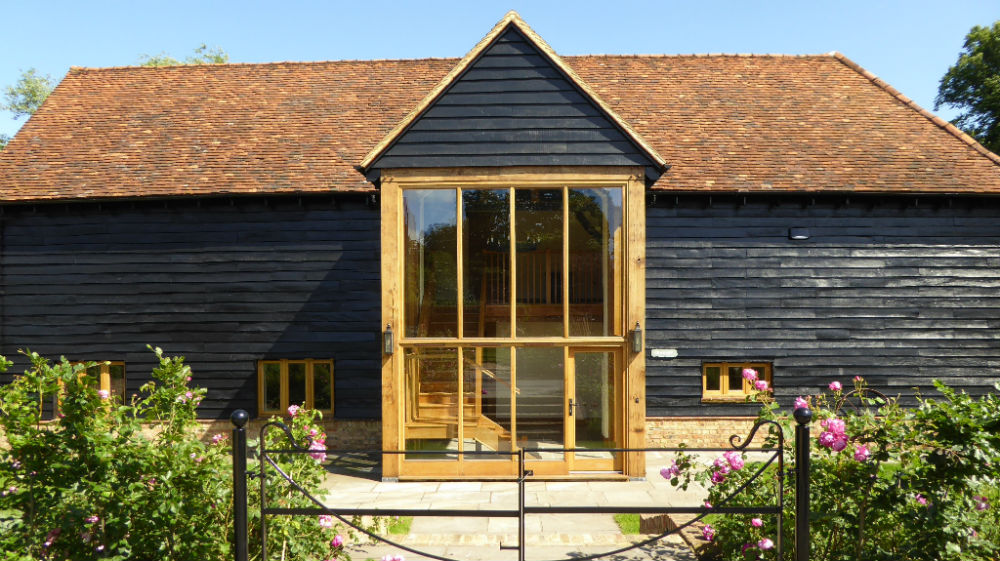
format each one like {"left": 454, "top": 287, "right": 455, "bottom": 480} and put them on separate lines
{"left": 631, "top": 322, "right": 643, "bottom": 354}
{"left": 383, "top": 324, "right": 394, "bottom": 355}
{"left": 788, "top": 227, "right": 810, "bottom": 240}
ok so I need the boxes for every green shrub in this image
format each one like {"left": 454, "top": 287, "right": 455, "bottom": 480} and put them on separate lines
{"left": 0, "top": 348, "right": 380, "bottom": 560}
{"left": 671, "top": 375, "right": 1000, "bottom": 560}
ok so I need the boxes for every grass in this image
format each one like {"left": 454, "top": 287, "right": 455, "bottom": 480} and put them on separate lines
{"left": 387, "top": 516, "right": 413, "bottom": 535}
{"left": 613, "top": 513, "right": 640, "bottom": 534}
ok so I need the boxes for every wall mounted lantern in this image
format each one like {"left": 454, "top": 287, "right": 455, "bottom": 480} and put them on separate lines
{"left": 383, "top": 324, "right": 394, "bottom": 355}
{"left": 631, "top": 322, "right": 643, "bottom": 354}
{"left": 788, "top": 227, "right": 810, "bottom": 240}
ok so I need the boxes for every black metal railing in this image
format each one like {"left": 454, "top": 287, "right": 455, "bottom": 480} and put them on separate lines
{"left": 230, "top": 410, "right": 812, "bottom": 561}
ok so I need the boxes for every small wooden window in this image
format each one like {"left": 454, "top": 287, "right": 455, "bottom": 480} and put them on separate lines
{"left": 70, "top": 361, "right": 126, "bottom": 403}
{"left": 702, "top": 362, "right": 772, "bottom": 402}
{"left": 257, "top": 359, "right": 334, "bottom": 416}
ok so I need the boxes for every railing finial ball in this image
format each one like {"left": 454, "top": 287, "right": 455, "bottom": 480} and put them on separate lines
{"left": 231, "top": 409, "right": 250, "bottom": 428}
{"left": 793, "top": 407, "right": 812, "bottom": 425}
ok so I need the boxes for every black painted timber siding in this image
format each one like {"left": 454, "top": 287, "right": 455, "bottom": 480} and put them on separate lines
{"left": 371, "top": 27, "right": 655, "bottom": 170}
{"left": 645, "top": 195, "right": 1000, "bottom": 417}
{"left": 0, "top": 195, "right": 381, "bottom": 420}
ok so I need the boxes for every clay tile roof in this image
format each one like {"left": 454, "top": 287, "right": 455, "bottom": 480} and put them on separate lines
{"left": 2, "top": 52, "right": 1000, "bottom": 202}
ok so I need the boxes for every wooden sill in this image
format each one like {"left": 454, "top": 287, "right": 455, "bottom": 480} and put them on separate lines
{"left": 701, "top": 396, "right": 752, "bottom": 404}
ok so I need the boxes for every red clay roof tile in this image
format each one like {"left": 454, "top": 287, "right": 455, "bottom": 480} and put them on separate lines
{"left": 1, "top": 53, "right": 999, "bottom": 202}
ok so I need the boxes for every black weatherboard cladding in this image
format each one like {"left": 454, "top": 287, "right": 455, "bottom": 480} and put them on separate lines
{"left": 372, "top": 27, "right": 655, "bottom": 169}
{"left": 0, "top": 195, "right": 382, "bottom": 420}
{"left": 645, "top": 195, "right": 1000, "bottom": 417}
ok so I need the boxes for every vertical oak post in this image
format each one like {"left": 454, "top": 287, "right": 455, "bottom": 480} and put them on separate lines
{"left": 793, "top": 407, "right": 812, "bottom": 561}
{"left": 231, "top": 409, "right": 250, "bottom": 561}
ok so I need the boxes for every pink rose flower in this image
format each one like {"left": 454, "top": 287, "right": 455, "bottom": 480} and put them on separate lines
{"left": 916, "top": 494, "right": 928, "bottom": 506}
{"left": 211, "top": 433, "right": 226, "bottom": 445}
{"left": 974, "top": 496, "right": 989, "bottom": 511}
{"left": 829, "top": 381, "right": 843, "bottom": 392}
{"left": 718, "top": 463, "right": 731, "bottom": 475}
{"left": 309, "top": 440, "right": 327, "bottom": 462}
{"left": 742, "top": 543, "right": 755, "bottom": 553}
{"left": 821, "top": 417, "right": 846, "bottom": 435}
{"left": 85, "top": 515, "right": 99, "bottom": 524}
{"left": 711, "top": 471, "right": 726, "bottom": 484}
{"left": 287, "top": 404, "right": 301, "bottom": 417}
{"left": 701, "top": 524, "right": 715, "bottom": 542}
{"left": 854, "top": 444, "right": 870, "bottom": 462}
{"left": 831, "top": 435, "right": 848, "bottom": 452}
{"left": 724, "top": 451, "right": 745, "bottom": 471}
{"left": 754, "top": 379, "right": 769, "bottom": 392}
{"left": 818, "top": 431, "right": 836, "bottom": 448}
{"left": 751, "top": 517, "right": 763, "bottom": 528}
{"left": 382, "top": 555, "right": 405, "bottom": 561}
{"left": 97, "top": 389, "right": 110, "bottom": 400}
{"left": 713, "top": 456, "right": 728, "bottom": 469}
{"left": 703, "top": 501, "right": 712, "bottom": 509}
{"left": 742, "top": 368, "right": 758, "bottom": 382}
{"left": 758, "top": 538, "right": 774, "bottom": 550}
{"left": 794, "top": 396, "right": 810, "bottom": 410}
{"left": 853, "top": 375, "right": 863, "bottom": 382}
{"left": 659, "top": 460, "right": 681, "bottom": 479}
{"left": 318, "top": 515, "right": 334, "bottom": 529}
{"left": 331, "top": 535, "right": 344, "bottom": 548}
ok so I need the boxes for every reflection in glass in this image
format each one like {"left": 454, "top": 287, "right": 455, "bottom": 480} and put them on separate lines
{"left": 515, "top": 347, "right": 564, "bottom": 460}
{"left": 463, "top": 189, "right": 511, "bottom": 338}
{"left": 314, "top": 362, "right": 333, "bottom": 411}
{"left": 569, "top": 188, "right": 623, "bottom": 336}
{"left": 463, "top": 347, "right": 513, "bottom": 460}
{"left": 705, "top": 366, "right": 721, "bottom": 391}
{"left": 109, "top": 364, "right": 126, "bottom": 403}
{"left": 515, "top": 189, "right": 564, "bottom": 337}
{"left": 263, "top": 363, "right": 281, "bottom": 411}
{"left": 574, "top": 352, "right": 615, "bottom": 460}
{"left": 728, "top": 366, "right": 744, "bottom": 392}
{"left": 404, "top": 189, "right": 457, "bottom": 337}
{"left": 404, "top": 348, "right": 459, "bottom": 460}
{"left": 288, "top": 362, "right": 306, "bottom": 406}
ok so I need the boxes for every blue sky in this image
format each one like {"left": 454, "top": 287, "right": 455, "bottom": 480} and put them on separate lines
{"left": 2, "top": 0, "right": 997, "bottom": 139}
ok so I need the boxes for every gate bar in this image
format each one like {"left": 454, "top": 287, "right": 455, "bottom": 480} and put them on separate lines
{"left": 794, "top": 407, "right": 812, "bottom": 561}
{"left": 231, "top": 410, "right": 249, "bottom": 561}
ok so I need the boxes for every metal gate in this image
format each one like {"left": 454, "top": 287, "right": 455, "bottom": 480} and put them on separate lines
{"left": 230, "top": 408, "right": 812, "bottom": 561}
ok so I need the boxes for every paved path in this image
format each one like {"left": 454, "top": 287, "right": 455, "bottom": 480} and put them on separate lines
{"left": 313, "top": 452, "right": 719, "bottom": 561}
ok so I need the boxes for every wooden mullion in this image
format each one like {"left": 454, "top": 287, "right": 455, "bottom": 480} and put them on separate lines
{"left": 509, "top": 187, "right": 516, "bottom": 337}
{"left": 456, "top": 347, "right": 464, "bottom": 463}
{"left": 305, "top": 359, "right": 315, "bottom": 410}
{"left": 456, "top": 187, "right": 464, "bottom": 339}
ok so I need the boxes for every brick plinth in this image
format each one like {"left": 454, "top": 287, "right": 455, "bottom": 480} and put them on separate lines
{"left": 646, "top": 416, "right": 759, "bottom": 448}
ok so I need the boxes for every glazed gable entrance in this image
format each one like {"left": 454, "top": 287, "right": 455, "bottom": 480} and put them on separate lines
{"left": 379, "top": 167, "right": 646, "bottom": 478}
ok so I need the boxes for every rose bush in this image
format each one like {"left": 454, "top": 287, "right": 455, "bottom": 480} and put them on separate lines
{"left": 0, "top": 348, "right": 381, "bottom": 560}
{"left": 671, "top": 374, "right": 1000, "bottom": 560}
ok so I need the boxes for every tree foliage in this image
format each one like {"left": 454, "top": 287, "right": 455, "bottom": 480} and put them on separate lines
{"left": 936, "top": 21, "right": 1000, "bottom": 154}
{"left": 2, "top": 68, "right": 55, "bottom": 120}
{"left": 138, "top": 44, "right": 229, "bottom": 67}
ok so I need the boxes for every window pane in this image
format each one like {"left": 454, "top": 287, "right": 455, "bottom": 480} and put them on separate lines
{"left": 705, "top": 366, "right": 721, "bottom": 391}
{"left": 728, "top": 366, "right": 744, "bottom": 392}
{"left": 86, "top": 365, "right": 101, "bottom": 377}
{"left": 515, "top": 347, "right": 564, "bottom": 460}
{"left": 463, "top": 347, "right": 513, "bottom": 460}
{"left": 404, "top": 348, "right": 459, "bottom": 460}
{"left": 263, "top": 363, "right": 281, "bottom": 411}
{"left": 574, "top": 351, "right": 615, "bottom": 460}
{"left": 288, "top": 362, "right": 306, "bottom": 407}
{"left": 568, "top": 188, "right": 623, "bottom": 336}
{"left": 313, "top": 362, "right": 332, "bottom": 411}
{"left": 462, "top": 189, "right": 510, "bottom": 338}
{"left": 515, "top": 189, "right": 563, "bottom": 337}
{"left": 109, "top": 364, "right": 126, "bottom": 403}
{"left": 404, "top": 189, "right": 458, "bottom": 337}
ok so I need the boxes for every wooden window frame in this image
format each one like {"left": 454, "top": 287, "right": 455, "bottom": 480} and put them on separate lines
{"left": 381, "top": 167, "right": 648, "bottom": 478}
{"left": 257, "top": 359, "right": 334, "bottom": 416}
{"left": 701, "top": 362, "right": 772, "bottom": 403}
{"left": 70, "top": 360, "right": 126, "bottom": 399}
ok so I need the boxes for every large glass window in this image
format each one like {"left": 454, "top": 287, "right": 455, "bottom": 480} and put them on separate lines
{"left": 404, "top": 189, "right": 457, "bottom": 338}
{"left": 402, "top": 186, "right": 623, "bottom": 339}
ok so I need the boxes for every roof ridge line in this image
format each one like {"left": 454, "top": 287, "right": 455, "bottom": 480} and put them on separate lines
{"left": 68, "top": 57, "right": 463, "bottom": 72}
{"left": 830, "top": 51, "right": 1000, "bottom": 167}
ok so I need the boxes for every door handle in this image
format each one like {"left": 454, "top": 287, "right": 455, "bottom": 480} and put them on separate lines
{"left": 568, "top": 398, "right": 576, "bottom": 417}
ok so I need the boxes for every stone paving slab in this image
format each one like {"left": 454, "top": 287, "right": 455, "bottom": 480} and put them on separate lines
{"left": 346, "top": 535, "right": 697, "bottom": 561}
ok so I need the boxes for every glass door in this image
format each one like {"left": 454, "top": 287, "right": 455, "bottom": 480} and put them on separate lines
{"left": 568, "top": 348, "right": 620, "bottom": 472}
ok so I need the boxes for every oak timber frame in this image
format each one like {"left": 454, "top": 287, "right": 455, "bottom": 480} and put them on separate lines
{"left": 380, "top": 167, "right": 646, "bottom": 479}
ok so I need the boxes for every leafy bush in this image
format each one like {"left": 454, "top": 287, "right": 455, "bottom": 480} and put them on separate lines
{"left": 671, "top": 374, "right": 1000, "bottom": 560}
{"left": 0, "top": 348, "right": 379, "bottom": 560}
